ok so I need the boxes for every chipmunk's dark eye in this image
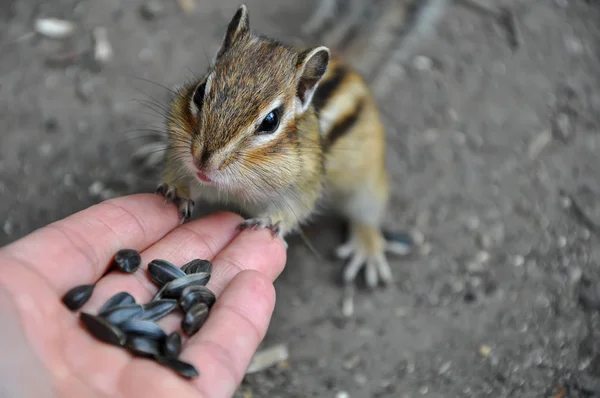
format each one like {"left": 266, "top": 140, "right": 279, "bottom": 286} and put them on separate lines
{"left": 192, "top": 82, "right": 206, "bottom": 110}
{"left": 257, "top": 107, "right": 281, "bottom": 134}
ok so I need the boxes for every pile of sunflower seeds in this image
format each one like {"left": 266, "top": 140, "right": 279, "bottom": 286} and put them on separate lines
{"left": 61, "top": 248, "right": 217, "bottom": 379}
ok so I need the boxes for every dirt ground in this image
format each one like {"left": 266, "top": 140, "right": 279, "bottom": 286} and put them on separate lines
{"left": 2, "top": 0, "right": 600, "bottom": 397}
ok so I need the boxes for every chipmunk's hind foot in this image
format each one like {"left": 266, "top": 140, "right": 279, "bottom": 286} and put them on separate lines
{"left": 156, "top": 183, "right": 195, "bottom": 224}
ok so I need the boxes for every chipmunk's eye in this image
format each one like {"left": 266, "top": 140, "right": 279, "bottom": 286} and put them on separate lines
{"left": 192, "top": 82, "right": 206, "bottom": 110}
{"left": 257, "top": 107, "right": 281, "bottom": 134}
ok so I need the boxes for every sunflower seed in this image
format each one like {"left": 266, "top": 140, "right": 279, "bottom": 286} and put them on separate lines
{"left": 126, "top": 335, "right": 162, "bottom": 357}
{"left": 99, "top": 304, "right": 143, "bottom": 325}
{"left": 80, "top": 312, "right": 126, "bottom": 346}
{"left": 99, "top": 292, "right": 135, "bottom": 313}
{"left": 139, "top": 299, "right": 178, "bottom": 321}
{"left": 179, "top": 285, "right": 216, "bottom": 312}
{"left": 62, "top": 284, "right": 95, "bottom": 310}
{"left": 163, "top": 331, "right": 182, "bottom": 358}
{"left": 181, "top": 259, "right": 212, "bottom": 275}
{"left": 162, "top": 272, "right": 211, "bottom": 299}
{"left": 151, "top": 283, "right": 168, "bottom": 302}
{"left": 148, "top": 259, "right": 186, "bottom": 286}
{"left": 119, "top": 319, "right": 167, "bottom": 340}
{"left": 155, "top": 356, "right": 199, "bottom": 379}
{"left": 181, "top": 302, "right": 209, "bottom": 336}
{"left": 114, "top": 249, "right": 141, "bottom": 273}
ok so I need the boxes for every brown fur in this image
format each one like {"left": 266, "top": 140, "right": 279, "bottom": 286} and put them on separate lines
{"left": 159, "top": 5, "right": 394, "bottom": 294}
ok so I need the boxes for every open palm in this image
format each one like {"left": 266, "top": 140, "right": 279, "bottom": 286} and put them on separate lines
{"left": 0, "top": 194, "right": 286, "bottom": 398}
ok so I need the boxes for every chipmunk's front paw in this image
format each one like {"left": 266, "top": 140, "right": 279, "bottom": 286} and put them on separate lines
{"left": 156, "top": 183, "right": 194, "bottom": 224}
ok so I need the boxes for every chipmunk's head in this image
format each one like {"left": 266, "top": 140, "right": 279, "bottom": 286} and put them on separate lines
{"left": 167, "top": 5, "right": 330, "bottom": 198}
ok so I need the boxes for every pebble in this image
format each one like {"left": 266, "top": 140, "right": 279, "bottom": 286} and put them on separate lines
{"left": 465, "top": 215, "right": 480, "bottom": 231}
{"left": 176, "top": 0, "right": 196, "bottom": 13}
{"left": 513, "top": 255, "right": 525, "bottom": 267}
{"left": 38, "top": 142, "right": 53, "bottom": 157}
{"left": 140, "top": 0, "right": 165, "bottom": 20}
{"left": 63, "top": 174, "right": 75, "bottom": 187}
{"left": 475, "top": 251, "right": 490, "bottom": 264}
{"left": 34, "top": 18, "right": 75, "bottom": 39}
{"left": 466, "top": 261, "right": 485, "bottom": 274}
{"left": 476, "top": 233, "right": 492, "bottom": 249}
{"left": 93, "top": 27, "right": 113, "bottom": 63}
{"left": 438, "top": 361, "right": 451, "bottom": 375}
{"left": 3, "top": 219, "right": 14, "bottom": 235}
{"left": 564, "top": 35, "right": 584, "bottom": 54}
{"left": 554, "top": 113, "right": 572, "bottom": 141}
{"left": 535, "top": 294, "right": 551, "bottom": 308}
{"left": 419, "top": 386, "right": 429, "bottom": 395}
{"left": 569, "top": 266, "right": 583, "bottom": 285}
{"left": 354, "top": 373, "right": 367, "bottom": 386}
{"left": 336, "top": 391, "right": 350, "bottom": 398}
{"left": 479, "top": 345, "right": 492, "bottom": 358}
{"left": 557, "top": 236, "right": 567, "bottom": 248}
{"left": 413, "top": 55, "right": 433, "bottom": 71}
{"left": 342, "top": 354, "right": 361, "bottom": 370}
{"left": 88, "top": 181, "right": 105, "bottom": 196}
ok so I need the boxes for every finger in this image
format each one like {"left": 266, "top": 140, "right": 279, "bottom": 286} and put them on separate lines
{"left": 0, "top": 194, "right": 180, "bottom": 296}
{"left": 183, "top": 270, "right": 276, "bottom": 398}
{"left": 80, "top": 211, "right": 245, "bottom": 314}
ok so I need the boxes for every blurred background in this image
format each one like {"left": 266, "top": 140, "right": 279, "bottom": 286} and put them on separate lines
{"left": 1, "top": 0, "right": 600, "bottom": 396}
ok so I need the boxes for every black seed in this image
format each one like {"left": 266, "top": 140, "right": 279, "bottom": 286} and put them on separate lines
{"left": 80, "top": 312, "right": 126, "bottom": 346}
{"left": 163, "top": 331, "right": 182, "bottom": 358}
{"left": 99, "top": 292, "right": 135, "bottom": 313}
{"left": 181, "top": 302, "right": 209, "bottom": 336}
{"left": 99, "top": 304, "right": 144, "bottom": 325}
{"left": 181, "top": 259, "right": 213, "bottom": 275}
{"left": 126, "top": 335, "right": 162, "bottom": 357}
{"left": 151, "top": 283, "right": 168, "bottom": 302}
{"left": 119, "top": 319, "right": 167, "bottom": 340}
{"left": 179, "top": 285, "right": 216, "bottom": 312}
{"left": 148, "top": 259, "right": 186, "bottom": 287}
{"left": 114, "top": 248, "right": 142, "bottom": 273}
{"left": 155, "top": 356, "right": 199, "bottom": 379}
{"left": 139, "top": 299, "right": 178, "bottom": 321}
{"left": 62, "top": 284, "right": 95, "bottom": 310}
{"left": 162, "top": 272, "right": 211, "bottom": 299}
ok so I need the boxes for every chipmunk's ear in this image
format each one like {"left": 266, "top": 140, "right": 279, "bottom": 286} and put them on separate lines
{"left": 215, "top": 5, "right": 250, "bottom": 60}
{"left": 295, "top": 46, "right": 330, "bottom": 114}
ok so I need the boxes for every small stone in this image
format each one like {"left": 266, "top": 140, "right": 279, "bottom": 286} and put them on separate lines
{"left": 419, "top": 386, "right": 429, "bottom": 395}
{"left": 535, "top": 294, "right": 550, "bottom": 308}
{"left": 553, "top": 113, "right": 572, "bottom": 141}
{"left": 395, "top": 307, "right": 408, "bottom": 317}
{"left": 475, "top": 251, "right": 490, "bottom": 264}
{"left": 419, "top": 243, "right": 432, "bottom": 256}
{"left": 34, "top": 18, "right": 75, "bottom": 39}
{"left": 476, "top": 234, "right": 492, "bottom": 249}
{"left": 466, "top": 261, "right": 485, "bottom": 274}
{"left": 336, "top": 391, "right": 350, "bottom": 398}
{"left": 3, "top": 219, "right": 14, "bottom": 235}
{"left": 354, "top": 373, "right": 367, "bottom": 386}
{"left": 465, "top": 215, "right": 480, "bottom": 231}
{"left": 564, "top": 35, "right": 584, "bottom": 54}
{"left": 479, "top": 345, "right": 492, "bottom": 358}
{"left": 138, "top": 48, "right": 153, "bottom": 63}
{"left": 177, "top": 0, "right": 196, "bottom": 13}
{"left": 557, "top": 236, "right": 567, "bottom": 248}
{"left": 63, "top": 174, "right": 75, "bottom": 187}
{"left": 413, "top": 55, "right": 432, "bottom": 71}
{"left": 140, "top": 0, "right": 165, "bottom": 20}
{"left": 93, "top": 27, "right": 113, "bottom": 63}
{"left": 513, "top": 255, "right": 525, "bottom": 267}
{"left": 37, "top": 142, "right": 53, "bottom": 157}
{"left": 569, "top": 266, "right": 583, "bottom": 284}
{"left": 411, "top": 230, "right": 425, "bottom": 246}
{"left": 88, "top": 181, "right": 104, "bottom": 196}
{"left": 439, "top": 361, "right": 451, "bottom": 375}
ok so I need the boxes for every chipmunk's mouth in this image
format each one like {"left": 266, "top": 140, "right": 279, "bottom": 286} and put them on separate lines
{"left": 196, "top": 172, "right": 212, "bottom": 183}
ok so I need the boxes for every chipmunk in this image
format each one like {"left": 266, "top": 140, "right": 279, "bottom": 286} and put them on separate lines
{"left": 155, "top": 4, "right": 419, "bottom": 315}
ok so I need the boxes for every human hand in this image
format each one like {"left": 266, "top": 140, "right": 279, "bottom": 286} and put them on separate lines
{"left": 0, "top": 194, "right": 287, "bottom": 398}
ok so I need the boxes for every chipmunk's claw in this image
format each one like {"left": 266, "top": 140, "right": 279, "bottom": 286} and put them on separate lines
{"left": 156, "top": 183, "right": 194, "bottom": 223}
{"left": 238, "top": 217, "right": 282, "bottom": 237}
